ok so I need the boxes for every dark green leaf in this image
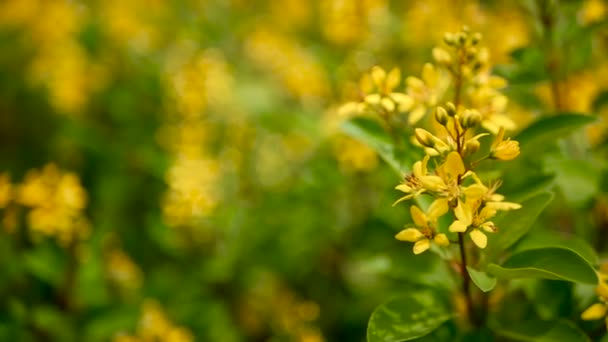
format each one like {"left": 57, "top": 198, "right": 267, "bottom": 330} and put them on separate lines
{"left": 466, "top": 267, "right": 496, "bottom": 292}
{"left": 485, "top": 192, "right": 554, "bottom": 262}
{"left": 513, "top": 228, "right": 599, "bottom": 267}
{"left": 487, "top": 247, "right": 598, "bottom": 284}
{"left": 367, "top": 290, "right": 452, "bottom": 342}
{"left": 515, "top": 114, "right": 596, "bottom": 156}
{"left": 495, "top": 319, "right": 590, "bottom": 342}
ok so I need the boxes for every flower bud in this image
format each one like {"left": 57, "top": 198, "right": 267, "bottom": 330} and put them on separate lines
{"left": 415, "top": 128, "right": 436, "bottom": 148}
{"left": 459, "top": 109, "right": 482, "bottom": 128}
{"left": 445, "top": 102, "right": 457, "bottom": 117}
{"left": 443, "top": 32, "right": 456, "bottom": 46}
{"left": 464, "top": 139, "right": 480, "bottom": 155}
{"left": 471, "top": 32, "right": 482, "bottom": 45}
{"left": 434, "top": 106, "right": 449, "bottom": 125}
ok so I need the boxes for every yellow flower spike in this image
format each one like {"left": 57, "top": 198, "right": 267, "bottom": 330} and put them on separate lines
{"left": 470, "top": 229, "right": 487, "bottom": 249}
{"left": 581, "top": 303, "right": 608, "bottom": 320}
{"left": 371, "top": 66, "right": 386, "bottom": 88}
{"left": 395, "top": 228, "right": 424, "bottom": 242}
{"left": 413, "top": 239, "right": 431, "bottom": 255}
{"left": 490, "top": 127, "right": 520, "bottom": 161}
{"left": 433, "top": 234, "right": 450, "bottom": 247}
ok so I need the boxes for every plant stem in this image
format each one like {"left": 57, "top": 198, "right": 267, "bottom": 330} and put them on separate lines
{"left": 458, "top": 232, "right": 478, "bottom": 327}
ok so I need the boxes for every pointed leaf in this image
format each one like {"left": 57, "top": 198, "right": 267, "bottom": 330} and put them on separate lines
{"left": 367, "top": 290, "right": 452, "bottom": 342}
{"left": 515, "top": 114, "right": 596, "bottom": 156}
{"left": 487, "top": 247, "right": 598, "bottom": 284}
{"left": 466, "top": 267, "right": 497, "bottom": 292}
{"left": 496, "top": 319, "right": 590, "bottom": 342}
{"left": 485, "top": 192, "right": 554, "bottom": 262}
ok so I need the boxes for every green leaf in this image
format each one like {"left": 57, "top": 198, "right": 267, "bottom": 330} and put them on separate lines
{"left": 342, "top": 117, "right": 416, "bottom": 174}
{"left": 487, "top": 247, "right": 598, "bottom": 284}
{"left": 514, "top": 229, "right": 599, "bottom": 267}
{"left": 543, "top": 157, "right": 601, "bottom": 208}
{"left": 495, "top": 319, "right": 590, "bottom": 342}
{"left": 485, "top": 192, "right": 554, "bottom": 262}
{"left": 515, "top": 114, "right": 596, "bottom": 156}
{"left": 367, "top": 290, "right": 452, "bottom": 342}
{"left": 466, "top": 267, "right": 496, "bottom": 292}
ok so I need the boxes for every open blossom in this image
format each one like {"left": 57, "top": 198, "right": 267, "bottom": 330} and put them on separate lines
{"left": 406, "top": 63, "right": 449, "bottom": 125}
{"left": 490, "top": 127, "right": 520, "bottom": 160}
{"left": 395, "top": 203, "right": 450, "bottom": 254}
{"left": 338, "top": 66, "right": 413, "bottom": 117}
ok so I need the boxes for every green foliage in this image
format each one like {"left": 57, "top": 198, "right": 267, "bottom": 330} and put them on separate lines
{"left": 367, "top": 290, "right": 452, "bottom": 342}
{"left": 487, "top": 247, "right": 598, "bottom": 284}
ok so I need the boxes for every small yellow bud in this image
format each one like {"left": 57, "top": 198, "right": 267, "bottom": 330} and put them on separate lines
{"left": 471, "top": 32, "right": 482, "bottom": 45}
{"left": 456, "top": 32, "right": 466, "bottom": 46}
{"left": 445, "top": 102, "right": 457, "bottom": 117}
{"left": 581, "top": 303, "right": 608, "bottom": 321}
{"left": 464, "top": 139, "right": 480, "bottom": 155}
{"left": 395, "top": 228, "right": 423, "bottom": 242}
{"left": 434, "top": 234, "right": 450, "bottom": 247}
{"left": 434, "top": 106, "right": 449, "bottom": 126}
{"left": 443, "top": 32, "right": 456, "bottom": 46}
{"left": 415, "top": 128, "right": 436, "bottom": 148}
{"left": 459, "top": 109, "right": 482, "bottom": 129}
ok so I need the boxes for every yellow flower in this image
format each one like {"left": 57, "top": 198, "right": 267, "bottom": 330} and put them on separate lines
{"left": 394, "top": 155, "right": 445, "bottom": 205}
{"left": 448, "top": 200, "right": 498, "bottom": 249}
{"left": 406, "top": 63, "right": 449, "bottom": 125}
{"left": 490, "top": 127, "right": 520, "bottom": 161}
{"left": 395, "top": 203, "right": 449, "bottom": 255}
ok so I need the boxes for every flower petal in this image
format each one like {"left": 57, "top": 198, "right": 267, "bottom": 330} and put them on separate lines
{"left": 581, "top": 303, "right": 607, "bottom": 321}
{"left": 433, "top": 234, "right": 450, "bottom": 247}
{"left": 449, "top": 220, "right": 468, "bottom": 233}
{"left": 395, "top": 228, "right": 423, "bottom": 242}
{"left": 410, "top": 205, "right": 427, "bottom": 228}
{"left": 413, "top": 239, "right": 431, "bottom": 254}
{"left": 470, "top": 229, "right": 487, "bottom": 249}
{"left": 428, "top": 198, "right": 449, "bottom": 219}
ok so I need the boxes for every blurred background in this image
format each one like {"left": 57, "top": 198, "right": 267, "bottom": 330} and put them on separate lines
{"left": 0, "top": 0, "right": 607, "bottom": 341}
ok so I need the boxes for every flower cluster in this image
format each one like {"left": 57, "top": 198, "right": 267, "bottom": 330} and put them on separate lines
{"left": 389, "top": 27, "right": 521, "bottom": 254}
{"left": 16, "top": 163, "right": 90, "bottom": 246}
